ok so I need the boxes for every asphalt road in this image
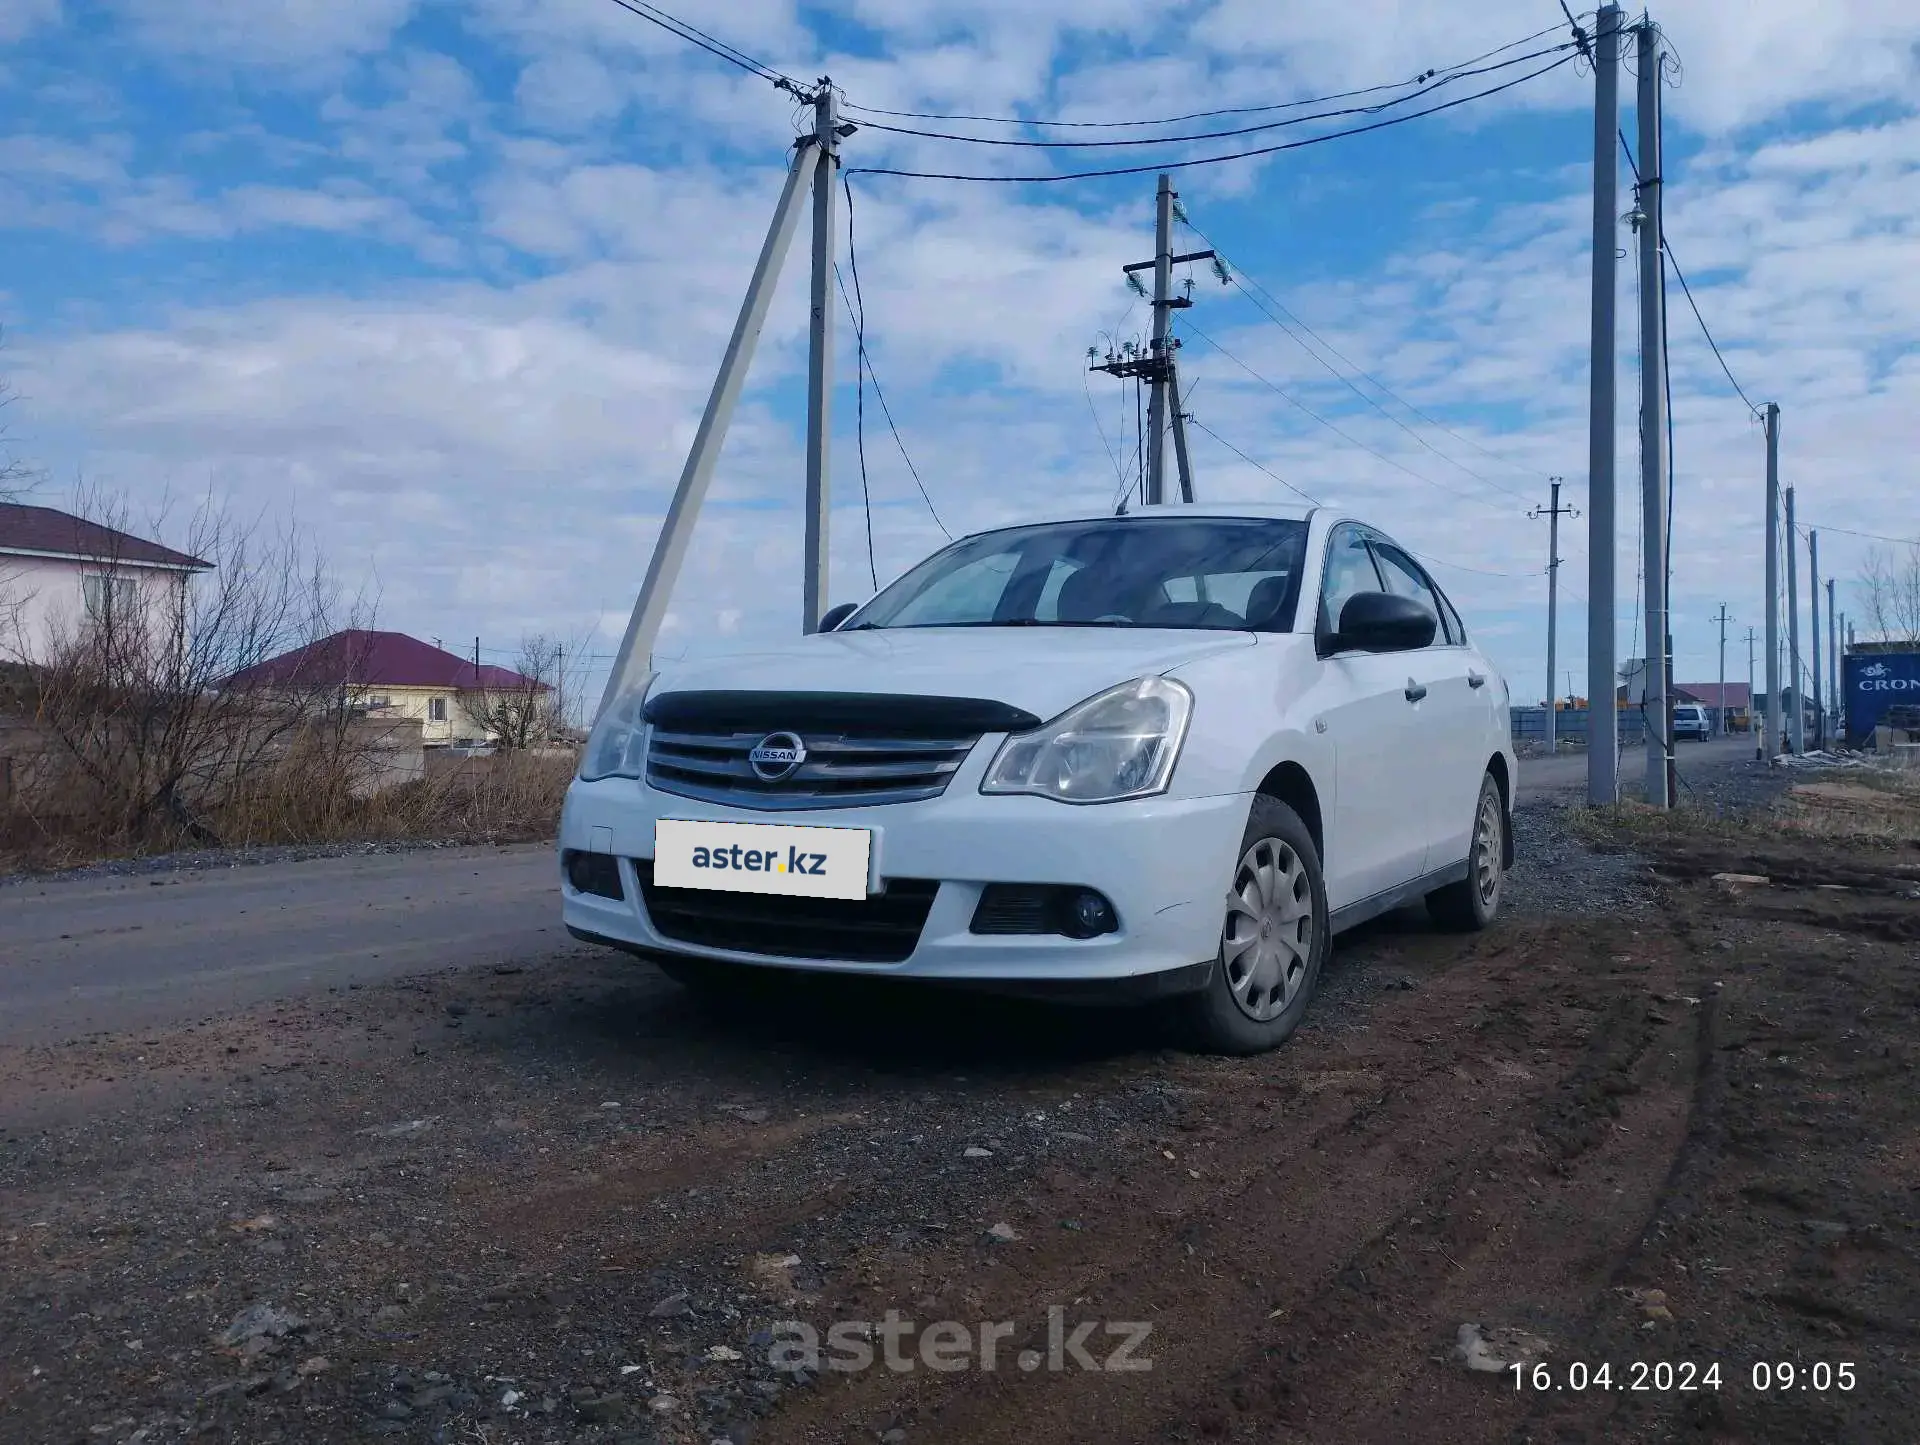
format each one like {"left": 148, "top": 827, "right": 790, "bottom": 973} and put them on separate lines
{"left": 0, "top": 738, "right": 1761, "bottom": 1047}
{"left": 1517, "top": 731, "right": 1754, "bottom": 799}
{"left": 0, "top": 845, "right": 568, "bottom": 1045}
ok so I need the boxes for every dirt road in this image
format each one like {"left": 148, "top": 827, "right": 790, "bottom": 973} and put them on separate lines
{"left": 3, "top": 759, "right": 1916, "bottom": 1445}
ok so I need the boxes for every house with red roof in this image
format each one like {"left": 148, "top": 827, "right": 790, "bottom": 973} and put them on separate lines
{"left": 0, "top": 502, "right": 213, "bottom": 663}
{"left": 223, "top": 629, "right": 550, "bottom": 747}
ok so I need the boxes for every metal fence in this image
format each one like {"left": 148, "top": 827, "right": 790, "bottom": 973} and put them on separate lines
{"left": 1510, "top": 708, "right": 1647, "bottom": 747}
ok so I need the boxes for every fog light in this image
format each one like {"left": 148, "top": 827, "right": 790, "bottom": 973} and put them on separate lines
{"left": 564, "top": 850, "right": 624, "bottom": 900}
{"left": 1062, "top": 889, "right": 1117, "bottom": 939}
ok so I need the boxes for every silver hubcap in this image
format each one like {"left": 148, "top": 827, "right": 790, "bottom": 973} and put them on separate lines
{"left": 1222, "top": 838, "right": 1314, "bottom": 1023}
{"left": 1474, "top": 789, "right": 1503, "bottom": 905}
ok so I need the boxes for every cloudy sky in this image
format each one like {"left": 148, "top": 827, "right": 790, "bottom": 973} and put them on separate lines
{"left": 2, "top": 0, "right": 1915, "bottom": 709}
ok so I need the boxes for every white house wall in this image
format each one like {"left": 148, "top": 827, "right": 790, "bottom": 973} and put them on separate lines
{"left": 0, "top": 554, "right": 191, "bottom": 664}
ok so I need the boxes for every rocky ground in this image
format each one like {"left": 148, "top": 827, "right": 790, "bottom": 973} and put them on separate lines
{"left": 3, "top": 757, "right": 1917, "bottom": 1445}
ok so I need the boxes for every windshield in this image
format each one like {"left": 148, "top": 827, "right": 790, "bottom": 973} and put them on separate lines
{"left": 846, "top": 516, "right": 1309, "bottom": 632}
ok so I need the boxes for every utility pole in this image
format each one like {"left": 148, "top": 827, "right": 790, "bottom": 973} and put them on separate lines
{"left": 1763, "top": 402, "right": 1781, "bottom": 761}
{"left": 1714, "top": 604, "right": 1729, "bottom": 737}
{"left": 1809, "top": 528, "right": 1823, "bottom": 749}
{"left": 599, "top": 93, "right": 831, "bottom": 717}
{"left": 1168, "top": 365, "right": 1196, "bottom": 503}
{"left": 1586, "top": 3, "right": 1625, "bottom": 806}
{"left": 1096, "top": 175, "right": 1213, "bottom": 507}
{"left": 1829, "top": 585, "right": 1840, "bottom": 740}
{"left": 1144, "top": 174, "right": 1175, "bottom": 506}
{"left": 1745, "top": 626, "right": 1757, "bottom": 751}
{"left": 1530, "top": 478, "right": 1578, "bottom": 754}
{"left": 1634, "top": 16, "right": 1670, "bottom": 807}
{"left": 1786, "top": 484, "right": 1804, "bottom": 754}
{"left": 802, "top": 84, "right": 842, "bottom": 635}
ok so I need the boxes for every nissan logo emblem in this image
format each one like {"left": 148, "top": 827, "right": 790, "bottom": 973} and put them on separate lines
{"left": 748, "top": 731, "right": 808, "bottom": 782}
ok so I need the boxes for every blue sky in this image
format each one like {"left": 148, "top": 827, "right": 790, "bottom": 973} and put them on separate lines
{"left": 3, "top": 0, "right": 1916, "bottom": 708}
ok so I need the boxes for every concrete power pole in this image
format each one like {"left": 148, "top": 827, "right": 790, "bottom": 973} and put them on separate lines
{"left": 1828, "top": 582, "right": 1840, "bottom": 739}
{"left": 1144, "top": 174, "right": 1176, "bottom": 506}
{"left": 801, "top": 84, "right": 843, "bottom": 635}
{"left": 1786, "top": 485, "right": 1804, "bottom": 754}
{"left": 1634, "top": 17, "right": 1670, "bottom": 807}
{"left": 1586, "top": 3, "right": 1625, "bottom": 806}
{"left": 599, "top": 116, "right": 828, "bottom": 716}
{"left": 1745, "top": 626, "right": 1757, "bottom": 749}
{"left": 1531, "top": 479, "right": 1577, "bottom": 754}
{"left": 1809, "top": 529, "right": 1823, "bottom": 749}
{"left": 1763, "top": 402, "right": 1781, "bottom": 761}
{"left": 1714, "top": 604, "right": 1730, "bottom": 737}
{"left": 1098, "top": 179, "right": 1211, "bottom": 507}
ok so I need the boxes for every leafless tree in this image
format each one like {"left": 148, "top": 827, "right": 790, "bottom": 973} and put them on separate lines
{"left": 19, "top": 486, "right": 377, "bottom": 846}
{"left": 1856, "top": 544, "right": 1920, "bottom": 646}
{"left": 460, "top": 634, "right": 568, "bottom": 750}
{"left": 0, "top": 326, "right": 36, "bottom": 503}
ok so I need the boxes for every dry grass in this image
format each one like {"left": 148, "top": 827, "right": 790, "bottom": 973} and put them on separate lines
{"left": 1568, "top": 765, "right": 1920, "bottom": 854}
{"left": 1, "top": 750, "right": 576, "bottom": 873}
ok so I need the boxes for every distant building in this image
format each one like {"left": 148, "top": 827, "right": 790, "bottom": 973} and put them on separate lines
{"left": 223, "top": 629, "right": 548, "bottom": 747}
{"left": 1676, "top": 682, "right": 1751, "bottom": 731}
{"left": 0, "top": 503, "right": 213, "bottom": 662}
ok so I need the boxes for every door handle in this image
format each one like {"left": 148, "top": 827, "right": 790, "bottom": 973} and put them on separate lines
{"left": 1405, "top": 680, "right": 1427, "bottom": 703}
{"left": 1468, "top": 670, "right": 1486, "bottom": 689}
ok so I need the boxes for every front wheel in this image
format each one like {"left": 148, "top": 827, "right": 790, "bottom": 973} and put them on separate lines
{"left": 1426, "top": 772, "right": 1506, "bottom": 931}
{"left": 1180, "top": 796, "right": 1330, "bottom": 1055}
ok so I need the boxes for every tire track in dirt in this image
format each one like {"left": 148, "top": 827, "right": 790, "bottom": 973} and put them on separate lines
{"left": 758, "top": 917, "right": 1701, "bottom": 1445}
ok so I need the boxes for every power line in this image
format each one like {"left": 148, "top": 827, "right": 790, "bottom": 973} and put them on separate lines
{"left": 1617, "top": 129, "right": 1760, "bottom": 418}
{"left": 1184, "top": 221, "right": 1546, "bottom": 488}
{"left": 1181, "top": 320, "right": 1516, "bottom": 513}
{"left": 1801, "top": 522, "right": 1919, "bottom": 548}
{"left": 600, "top": 0, "right": 804, "bottom": 95}
{"left": 845, "top": 52, "right": 1579, "bottom": 183}
{"left": 850, "top": 44, "right": 1576, "bottom": 149}
{"left": 1210, "top": 258, "right": 1535, "bottom": 504}
{"left": 1186, "top": 416, "right": 1322, "bottom": 504}
{"left": 836, "top": 180, "right": 952, "bottom": 541}
{"left": 837, "top": 18, "right": 1583, "bottom": 127}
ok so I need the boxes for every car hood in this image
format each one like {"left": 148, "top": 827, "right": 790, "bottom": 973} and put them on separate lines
{"left": 647, "top": 627, "right": 1260, "bottom": 722}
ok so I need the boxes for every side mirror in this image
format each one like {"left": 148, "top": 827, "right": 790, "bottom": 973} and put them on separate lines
{"left": 1330, "top": 591, "right": 1436, "bottom": 654}
{"left": 818, "top": 602, "right": 859, "bottom": 632}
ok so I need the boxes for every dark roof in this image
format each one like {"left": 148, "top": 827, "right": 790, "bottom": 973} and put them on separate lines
{"left": 223, "top": 629, "right": 549, "bottom": 692}
{"left": 0, "top": 502, "right": 212, "bottom": 570}
{"left": 1678, "top": 683, "right": 1751, "bottom": 708}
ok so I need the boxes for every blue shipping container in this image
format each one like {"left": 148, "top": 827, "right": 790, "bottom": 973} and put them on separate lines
{"left": 1843, "top": 650, "right": 1920, "bottom": 742}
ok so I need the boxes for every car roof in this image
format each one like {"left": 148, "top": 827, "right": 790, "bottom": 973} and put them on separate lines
{"left": 956, "top": 500, "right": 1319, "bottom": 540}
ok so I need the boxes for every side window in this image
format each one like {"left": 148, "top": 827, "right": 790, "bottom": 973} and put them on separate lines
{"left": 1318, "top": 524, "right": 1383, "bottom": 633}
{"left": 1369, "top": 543, "right": 1443, "bottom": 646}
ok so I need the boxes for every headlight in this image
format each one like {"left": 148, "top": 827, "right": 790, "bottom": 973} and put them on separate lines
{"left": 981, "top": 677, "right": 1192, "bottom": 804}
{"left": 578, "top": 673, "right": 656, "bottom": 781}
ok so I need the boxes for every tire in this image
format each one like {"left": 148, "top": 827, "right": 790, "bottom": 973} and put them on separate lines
{"left": 1179, "top": 795, "right": 1330, "bottom": 1056}
{"left": 1426, "top": 772, "right": 1506, "bottom": 932}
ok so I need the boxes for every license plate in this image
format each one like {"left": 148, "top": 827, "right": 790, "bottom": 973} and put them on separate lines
{"left": 652, "top": 819, "right": 873, "bottom": 901}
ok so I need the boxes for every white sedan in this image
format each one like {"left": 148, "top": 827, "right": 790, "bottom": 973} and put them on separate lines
{"left": 561, "top": 502, "right": 1516, "bottom": 1054}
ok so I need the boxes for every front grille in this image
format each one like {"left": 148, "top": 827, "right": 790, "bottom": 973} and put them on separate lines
{"left": 639, "top": 691, "right": 1040, "bottom": 812}
{"left": 633, "top": 860, "right": 939, "bottom": 963}
{"left": 646, "top": 728, "right": 976, "bottom": 810}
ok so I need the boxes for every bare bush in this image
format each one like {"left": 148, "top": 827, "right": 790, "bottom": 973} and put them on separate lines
{"left": 11, "top": 488, "right": 378, "bottom": 852}
{"left": 461, "top": 634, "right": 568, "bottom": 750}
{"left": 1856, "top": 544, "right": 1920, "bottom": 646}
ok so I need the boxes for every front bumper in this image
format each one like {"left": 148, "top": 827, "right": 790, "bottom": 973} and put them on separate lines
{"left": 557, "top": 771, "right": 1250, "bottom": 988}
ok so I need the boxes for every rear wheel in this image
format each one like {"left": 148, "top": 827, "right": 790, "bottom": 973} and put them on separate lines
{"left": 1426, "top": 772, "right": 1506, "bottom": 931}
{"left": 1180, "top": 795, "right": 1329, "bottom": 1055}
